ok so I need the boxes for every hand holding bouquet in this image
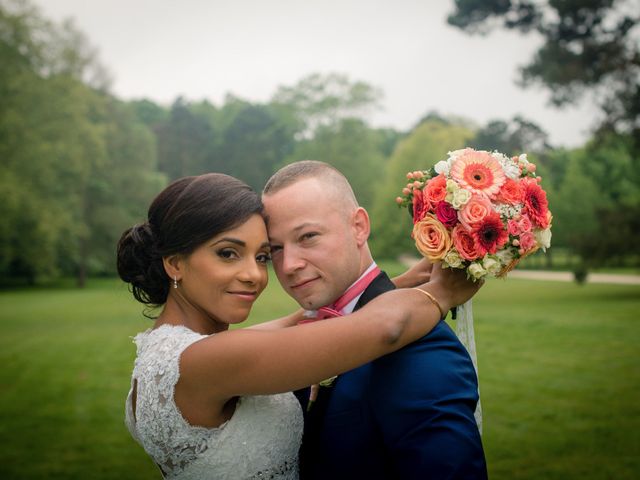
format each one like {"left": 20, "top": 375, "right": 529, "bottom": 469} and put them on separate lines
{"left": 397, "top": 148, "right": 552, "bottom": 281}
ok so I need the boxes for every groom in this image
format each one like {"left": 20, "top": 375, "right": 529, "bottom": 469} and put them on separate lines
{"left": 262, "top": 160, "right": 487, "bottom": 479}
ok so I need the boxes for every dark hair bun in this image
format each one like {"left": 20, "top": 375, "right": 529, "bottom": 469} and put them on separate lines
{"left": 116, "top": 222, "right": 168, "bottom": 306}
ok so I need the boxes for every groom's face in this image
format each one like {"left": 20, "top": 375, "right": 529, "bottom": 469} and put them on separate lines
{"left": 263, "top": 177, "right": 362, "bottom": 310}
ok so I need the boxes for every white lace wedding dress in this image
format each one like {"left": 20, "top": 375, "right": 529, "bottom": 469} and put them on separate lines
{"left": 125, "top": 324, "right": 303, "bottom": 479}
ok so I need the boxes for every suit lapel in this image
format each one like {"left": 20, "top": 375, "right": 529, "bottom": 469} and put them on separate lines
{"left": 354, "top": 271, "right": 396, "bottom": 311}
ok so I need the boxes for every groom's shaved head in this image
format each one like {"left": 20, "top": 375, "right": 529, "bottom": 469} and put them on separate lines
{"left": 262, "top": 159, "right": 372, "bottom": 310}
{"left": 263, "top": 160, "right": 359, "bottom": 213}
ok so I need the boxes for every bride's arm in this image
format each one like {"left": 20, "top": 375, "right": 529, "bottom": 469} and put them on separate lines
{"left": 179, "top": 264, "right": 481, "bottom": 400}
{"left": 251, "top": 259, "right": 435, "bottom": 331}
{"left": 246, "top": 309, "right": 305, "bottom": 330}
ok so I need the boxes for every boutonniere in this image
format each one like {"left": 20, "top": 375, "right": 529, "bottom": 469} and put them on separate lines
{"left": 307, "top": 375, "right": 338, "bottom": 412}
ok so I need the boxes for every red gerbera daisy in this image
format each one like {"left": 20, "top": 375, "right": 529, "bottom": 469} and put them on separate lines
{"left": 472, "top": 211, "right": 508, "bottom": 255}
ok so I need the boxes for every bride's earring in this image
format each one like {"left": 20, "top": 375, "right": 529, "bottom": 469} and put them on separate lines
{"left": 173, "top": 276, "right": 178, "bottom": 289}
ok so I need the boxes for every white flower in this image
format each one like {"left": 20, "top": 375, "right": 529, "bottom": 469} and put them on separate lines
{"left": 503, "top": 161, "right": 520, "bottom": 180}
{"left": 494, "top": 202, "right": 522, "bottom": 219}
{"left": 535, "top": 227, "right": 552, "bottom": 251}
{"left": 468, "top": 262, "right": 487, "bottom": 280}
{"left": 517, "top": 153, "right": 530, "bottom": 171}
{"left": 447, "top": 149, "right": 467, "bottom": 159}
{"left": 482, "top": 256, "right": 502, "bottom": 276}
{"left": 444, "top": 249, "right": 464, "bottom": 268}
{"left": 493, "top": 151, "right": 520, "bottom": 179}
{"left": 446, "top": 179, "right": 459, "bottom": 193}
{"left": 496, "top": 248, "right": 515, "bottom": 265}
{"left": 434, "top": 160, "right": 451, "bottom": 176}
{"left": 449, "top": 188, "right": 471, "bottom": 209}
{"left": 491, "top": 151, "right": 509, "bottom": 163}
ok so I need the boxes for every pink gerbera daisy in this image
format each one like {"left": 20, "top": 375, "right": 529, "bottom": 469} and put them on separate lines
{"left": 450, "top": 149, "right": 506, "bottom": 199}
{"left": 522, "top": 178, "right": 550, "bottom": 228}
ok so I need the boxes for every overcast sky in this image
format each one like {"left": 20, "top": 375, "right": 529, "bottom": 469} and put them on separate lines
{"left": 37, "top": 0, "right": 599, "bottom": 147}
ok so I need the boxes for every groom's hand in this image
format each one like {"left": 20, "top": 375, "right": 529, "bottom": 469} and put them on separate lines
{"left": 392, "top": 258, "right": 433, "bottom": 288}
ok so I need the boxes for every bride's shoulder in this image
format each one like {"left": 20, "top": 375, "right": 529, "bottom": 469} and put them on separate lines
{"left": 132, "top": 324, "right": 207, "bottom": 358}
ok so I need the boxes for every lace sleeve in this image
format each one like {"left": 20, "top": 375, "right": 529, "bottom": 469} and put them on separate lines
{"left": 127, "top": 326, "right": 214, "bottom": 477}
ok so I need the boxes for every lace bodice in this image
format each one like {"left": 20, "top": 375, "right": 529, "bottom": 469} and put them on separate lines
{"left": 125, "top": 325, "right": 303, "bottom": 479}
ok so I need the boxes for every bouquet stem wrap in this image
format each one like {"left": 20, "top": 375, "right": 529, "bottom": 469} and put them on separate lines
{"left": 455, "top": 299, "right": 482, "bottom": 434}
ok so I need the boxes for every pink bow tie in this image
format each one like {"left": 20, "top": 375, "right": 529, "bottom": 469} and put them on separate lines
{"left": 301, "top": 266, "right": 381, "bottom": 322}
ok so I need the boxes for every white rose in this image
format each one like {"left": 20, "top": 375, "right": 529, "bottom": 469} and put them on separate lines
{"left": 434, "top": 160, "right": 451, "bottom": 176}
{"left": 468, "top": 262, "right": 487, "bottom": 280}
{"left": 444, "top": 249, "right": 464, "bottom": 268}
{"left": 535, "top": 227, "right": 552, "bottom": 251}
{"left": 450, "top": 188, "right": 471, "bottom": 209}
{"left": 482, "top": 256, "right": 502, "bottom": 276}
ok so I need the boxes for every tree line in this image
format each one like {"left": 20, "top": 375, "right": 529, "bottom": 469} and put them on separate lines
{"left": 1, "top": 0, "right": 637, "bottom": 286}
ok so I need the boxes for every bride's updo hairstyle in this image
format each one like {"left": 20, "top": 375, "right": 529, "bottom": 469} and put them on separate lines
{"left": 117, "top": 173, "right": 263, "bottom": 308}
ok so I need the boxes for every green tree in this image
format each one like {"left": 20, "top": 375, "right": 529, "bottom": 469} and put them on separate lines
{"left": 0, "top": 0, "right": 107, "bottom": 282}
{"left": 271, "top": 72, "right": 383, "bottom": 138}
{"left": 447, "top": 0, "right": 640, "bottom": 142}
{"left": 551, "top": 132, "right": 639, "bottom": 271}
{"left": 155, "top": 97, "right": 216, "bottom": 180}
{"left": 220, "top": 102, "right": 296, "bottom": 191}
{"left": 75, "top": 98, "right": 165, "bottom": 284}
{"left": 0, "top": 0, "right": 163, "bottom": 285}
{"left": 369, "top": 120, "right": 474, "bottom": 259}
{"left": 130, "top": 98, "right": 169, "bottom": 127}
{"left": 282, "top": 118, "right": 387, "bottom": 211}
{"left": 470, "top": 115, "right": 551, "bottom": 155}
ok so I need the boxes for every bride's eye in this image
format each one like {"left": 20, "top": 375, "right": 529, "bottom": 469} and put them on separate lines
{"left": 217, "top": 249, "right": 239, "bottom": 260}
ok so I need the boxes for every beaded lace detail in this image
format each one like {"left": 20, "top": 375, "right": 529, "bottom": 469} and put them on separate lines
{"left": 125, "top": 324, "right": 303, "bottom": 479}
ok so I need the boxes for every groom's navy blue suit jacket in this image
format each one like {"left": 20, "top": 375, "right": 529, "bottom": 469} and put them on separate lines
{"left": 295, "top": 271, "right": 487, "bottom": 479}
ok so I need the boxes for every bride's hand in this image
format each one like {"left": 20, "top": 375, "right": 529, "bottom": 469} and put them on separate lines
{"left": 418, "top": 263, "right": 483, "bottom": 314}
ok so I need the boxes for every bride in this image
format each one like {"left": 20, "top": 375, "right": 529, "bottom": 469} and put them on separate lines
{"left": 117, "top": 173, "right": 481, "bottom": 479}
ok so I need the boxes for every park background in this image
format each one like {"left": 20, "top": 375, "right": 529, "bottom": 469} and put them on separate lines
{"left": 1, "top": 0, "right": 638, "bottom": 478}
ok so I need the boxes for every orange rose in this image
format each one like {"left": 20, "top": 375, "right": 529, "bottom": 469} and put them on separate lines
{"left": 497, "top": 178, "right": 524, "bottom": 204}
{"left": 413, "top": 214, "right": 452, "bottom": 261}
{"left": 423, "top": 174, "right": 447, "bottom": 208}
{"left": 452, "top": 224, "right": 482, "bottom": 261}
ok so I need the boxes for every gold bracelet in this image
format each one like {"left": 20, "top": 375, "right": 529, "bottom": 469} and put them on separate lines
{"left": 412, "top": 288, "right": 445, "bottom": 319}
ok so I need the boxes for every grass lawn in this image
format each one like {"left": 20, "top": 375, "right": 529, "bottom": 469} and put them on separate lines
{"left": 0, "top": 265, "right": 638, "bottom": 479}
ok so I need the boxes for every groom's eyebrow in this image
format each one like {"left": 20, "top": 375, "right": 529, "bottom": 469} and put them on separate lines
{"left": 293, "top": 222, "right": 322, "bottom": 233}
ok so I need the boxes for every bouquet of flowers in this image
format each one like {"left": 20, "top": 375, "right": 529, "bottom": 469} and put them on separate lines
{"left": 396, "top": 148, "right": 552, "bottom": 281}
{"left": 396, "top": 147, "right": 552, "bottom": 433}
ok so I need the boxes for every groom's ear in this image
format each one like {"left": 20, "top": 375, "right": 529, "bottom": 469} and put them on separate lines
{"left": 352, "top": 207, "right": 371, "bottom": 247}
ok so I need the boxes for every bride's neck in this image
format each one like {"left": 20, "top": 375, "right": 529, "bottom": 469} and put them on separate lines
{"left": 156, "top": 293, "right": 229, "bottom": 335}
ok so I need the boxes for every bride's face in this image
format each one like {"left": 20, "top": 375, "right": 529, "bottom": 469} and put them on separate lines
{"left": 177, "top": 214, "right": 270, "bottom": 330}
